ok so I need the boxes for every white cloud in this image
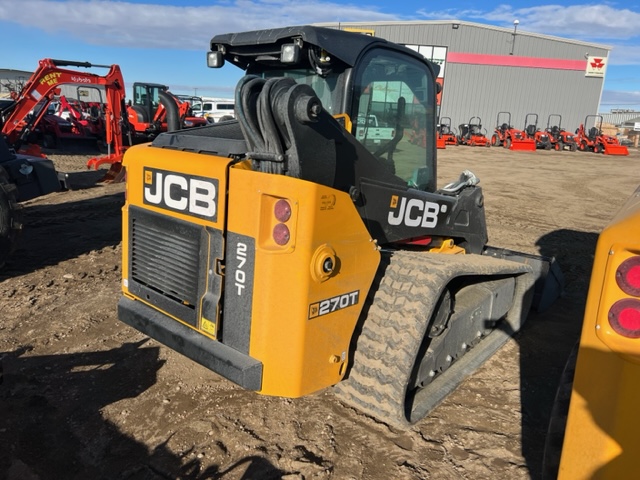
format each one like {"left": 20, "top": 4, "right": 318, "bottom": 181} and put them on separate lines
{"left": 415, "top": 4, "right": 640, "bottom": 41}
{"left": 416, "top": 4, "right": 640, "bottom": 66}
{"left": 608, "top": 43, "right": 640, "bottom": 66}
{"left": 0, "top": 0, "right": 397, "bottom": 50}
{"left": 477, "top": 4, "right": 640, "bottom": 41}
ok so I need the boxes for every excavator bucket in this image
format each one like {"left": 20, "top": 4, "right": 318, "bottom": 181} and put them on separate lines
{"left": 603, "top": 143, "right": 629, "bottom": 156}
{"left": 87, "top": 153, "right": 126, "bottom": 183}
{"left": 99, "top": 162, "right": 126, "bottom": 183}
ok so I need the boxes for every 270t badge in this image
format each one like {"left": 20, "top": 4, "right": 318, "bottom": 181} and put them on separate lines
{"left": 309, "top": 291, "right": 360, "bottom": 319}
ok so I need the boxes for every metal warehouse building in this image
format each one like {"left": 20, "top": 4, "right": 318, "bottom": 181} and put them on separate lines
{"left": 318, "top": 20, "right": 611, "bottom": 135}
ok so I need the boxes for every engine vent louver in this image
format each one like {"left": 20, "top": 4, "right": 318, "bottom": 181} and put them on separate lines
{"left": 131, "top": 219, "right": 199, "bottom": 305}
{"left": 128, "top": 207, "right": 203, "bottom": 325}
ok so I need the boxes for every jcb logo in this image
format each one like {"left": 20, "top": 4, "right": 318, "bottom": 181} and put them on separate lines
{"left": 143, "top": 168, "right": 218, "bottom": 221}
{"left": 388, "top": 195, "right": 446, "bottom": 228}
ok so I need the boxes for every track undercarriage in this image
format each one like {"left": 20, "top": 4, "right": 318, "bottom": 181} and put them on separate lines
{"left": 334, "top": 250, "right": 534, "bottom": 427}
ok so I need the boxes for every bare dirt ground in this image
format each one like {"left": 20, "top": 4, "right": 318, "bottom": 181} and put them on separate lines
{"left": 1, "top": 143, "right": 639, "bottom": 480}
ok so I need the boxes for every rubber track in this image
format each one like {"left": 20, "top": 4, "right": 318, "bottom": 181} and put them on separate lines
{"left": 333, "top": 250, "right": 534, "bottom": 429}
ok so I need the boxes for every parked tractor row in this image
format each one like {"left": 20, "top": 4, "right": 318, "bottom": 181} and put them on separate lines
{"left": 436, "top": 112, "right": 629, "bottom": 155}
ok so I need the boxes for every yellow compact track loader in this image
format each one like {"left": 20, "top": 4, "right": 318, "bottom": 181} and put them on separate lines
{"left": 544, "top": 185, "right": 640, "bottom": 479}
{"left": 117, "top": 26, "right": 561, "bottom": 427}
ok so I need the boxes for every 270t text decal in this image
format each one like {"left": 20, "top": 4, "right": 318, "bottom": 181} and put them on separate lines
{"left": 309, "top": 291, "right": 360, "bottom": 319}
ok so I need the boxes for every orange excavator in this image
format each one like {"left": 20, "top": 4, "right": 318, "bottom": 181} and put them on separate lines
{"left": 0, "top": 58, "right": 207, "bottom": 180}
{"left": 0, "top": 59, "right": 134, "bottom": 269}
{"left": 125, "top": 82, "right": 207, "bottom": 144}
{"left": 0, "top": 58, "right": 131, "bottom": 172}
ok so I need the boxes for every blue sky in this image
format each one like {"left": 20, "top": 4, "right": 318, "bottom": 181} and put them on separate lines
{"left": 0, "top": 0, "right": 638, "bottom": 111}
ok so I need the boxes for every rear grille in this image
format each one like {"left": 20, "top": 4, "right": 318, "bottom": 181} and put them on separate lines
{"left": 128, "top": 206, "right": 204, "bottom": 326}
{"left": 132, "top": 219, "right": 199, "bottom": 304}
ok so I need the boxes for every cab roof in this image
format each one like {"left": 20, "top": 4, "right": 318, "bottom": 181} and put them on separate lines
{"left": 209, "top": 25, "right": 426, "bottom": 70}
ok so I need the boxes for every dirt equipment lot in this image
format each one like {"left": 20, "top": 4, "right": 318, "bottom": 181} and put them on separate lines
{"left": 1, "top": 146, "right": 639, "bottom": 479}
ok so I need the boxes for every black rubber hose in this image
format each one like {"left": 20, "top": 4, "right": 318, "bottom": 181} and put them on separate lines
{"left": 158, "top": 90, "right": 180, "bottom": 131}
{"left": 235, "top": 75, "right": 266, "bottom": 152}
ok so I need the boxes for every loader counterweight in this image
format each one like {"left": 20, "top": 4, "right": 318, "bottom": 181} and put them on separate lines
{"left": 120, "top": 141, "right": 381, "bottom": 398}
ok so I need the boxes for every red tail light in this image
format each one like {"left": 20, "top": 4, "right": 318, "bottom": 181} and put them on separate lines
{"left": 272, "top": 199, "right": 292, "bottom": 245}
{"left": 609, "top": 298, "right": 640, "bottom": 338}
{"left": 274, "top": 199, "right": 292, "bottom": 222}
{"left": 616, "top": 256, "right": 640, "bottom": 296}
{"left": 273, "top": 223, "right": 290, "bottom": 245}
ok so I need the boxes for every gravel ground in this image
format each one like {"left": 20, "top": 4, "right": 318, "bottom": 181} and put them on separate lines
{"left": 1, "top": 143, "right": 639, "bottom": 479}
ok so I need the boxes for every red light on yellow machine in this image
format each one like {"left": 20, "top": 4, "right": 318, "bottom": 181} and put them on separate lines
{"left": 274, "top": 199, "right": 292, "bottom": 222}
{"left": 273, "top": 223, "right": 290, "bottom": 245}
{"left": 616, "top": 256, "right": 640, "bottom": 296}
{"left": 272, "top": 199, "right": 292, "bottom": 245}
{"left": 609, "top": 298, "right": 640, "bottom": 338}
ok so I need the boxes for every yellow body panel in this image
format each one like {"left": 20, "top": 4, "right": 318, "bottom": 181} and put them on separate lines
{"left": 227, "top": 165, "right": 380, "bottom": 397}
{"left": 121, "top": 143, "right": 381, "bottom": 399}
{"left": 558, "top": 188, "right": 640, "bottom": 479}
{"left": 121, "top": 143, "right": 232, "bottom": 335}
{"left": 122, "top": 143, "right": 230, "bottom": 231}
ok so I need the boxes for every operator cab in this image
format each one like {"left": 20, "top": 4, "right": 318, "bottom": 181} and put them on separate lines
{"left": 207, "top": 26, "right": 440, "bottom": 193}
{"left": 130, "top": 82, "right": 167, "bottom": 123}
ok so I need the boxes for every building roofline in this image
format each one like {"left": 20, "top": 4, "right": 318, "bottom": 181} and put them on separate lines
{"left": 0, "top": 68, "right": 33, "bottom": 76}
{"left": 314, "top": 20, "right": 612, "bottom": 51}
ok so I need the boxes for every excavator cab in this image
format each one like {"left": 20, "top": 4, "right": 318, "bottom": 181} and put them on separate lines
{"left": 129, "top": 82, "right": 167, "bottom": 127}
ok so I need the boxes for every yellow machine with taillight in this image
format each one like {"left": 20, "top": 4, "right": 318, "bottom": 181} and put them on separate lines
{"left": 118, "top": 26, "right": 561, "bottom": 427}
{"left": 550, "top": 186, "right": 640, "bottom": 478}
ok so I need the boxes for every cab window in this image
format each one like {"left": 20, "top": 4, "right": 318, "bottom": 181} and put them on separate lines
{"left": 351, "top": 49, "right": 436, "bottom": 190}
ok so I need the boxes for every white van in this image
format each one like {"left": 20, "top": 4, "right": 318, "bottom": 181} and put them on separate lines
{"left": 190, "top": 97, "right": 235, "bottom": 123}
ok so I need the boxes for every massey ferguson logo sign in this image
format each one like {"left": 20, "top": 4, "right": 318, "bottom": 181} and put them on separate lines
{"left": 586, "top": 56, "right": 607, "bottom": 78}
{"left": 143, "top": 168, "right": 218, "bottom": 221}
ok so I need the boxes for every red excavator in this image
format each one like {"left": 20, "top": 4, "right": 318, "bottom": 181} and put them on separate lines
{"left": 0, "top": 58, "right": 129, "bottom": 268}
{"left": 491, "top": 112, "right": 536, "bottom": 151}
{"left": 0, "top": 58, "right": 205, "bottom": 177}
{"left": 126, "top": 82, "right": 207, "bottom": 143}
{"left": 575, "top": 114, "right": 629, "bottom": 156}
{"left": 523, "top": 113, "right": 551, "bottom": 150}
{"left": 0, "top": 58, "right": 130, "bottom": 169}
{"left": 545, "top": 114, "right": 577, "bottom": 152}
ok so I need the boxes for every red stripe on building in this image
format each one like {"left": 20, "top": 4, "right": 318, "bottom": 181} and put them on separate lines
{"left": 447, "top": 52, "right": 586, "bottom": 71}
